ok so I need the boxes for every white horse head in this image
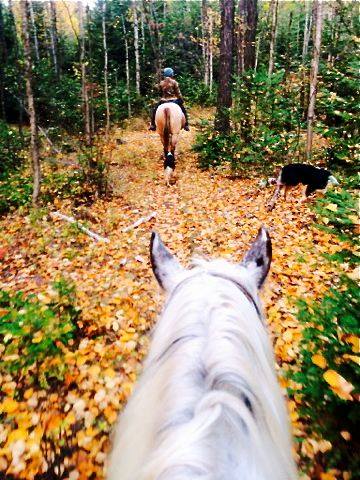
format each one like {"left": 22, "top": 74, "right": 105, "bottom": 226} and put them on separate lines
{"left": 107, "top": 228, "right": 297, "bottom": 480}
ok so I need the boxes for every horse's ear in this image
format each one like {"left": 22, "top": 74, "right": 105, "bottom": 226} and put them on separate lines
{"left": 150, "top": 232, "right": 184, "bottom": 291}
{"left": 241, "top": 227, "right": 272, "bottom": 288}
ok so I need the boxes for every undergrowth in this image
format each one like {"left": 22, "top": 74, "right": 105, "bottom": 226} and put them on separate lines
{"left": 0, "top": 278, "right": 80, "bottom": 389}
{"left": 289, "top": 175, "right": 359, "bottom": 476}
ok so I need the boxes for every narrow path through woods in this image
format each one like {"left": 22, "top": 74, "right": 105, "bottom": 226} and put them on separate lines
{"left": 0, "top": 108, "right": 350, "bottom": 479}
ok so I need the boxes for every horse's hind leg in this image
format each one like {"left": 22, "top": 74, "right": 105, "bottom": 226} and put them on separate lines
{"left": 171, "top": 133, "right": 179, "bottom": 156}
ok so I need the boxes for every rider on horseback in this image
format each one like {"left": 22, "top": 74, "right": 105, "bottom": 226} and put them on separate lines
{"left": 149, "top": 67, "right": 190, "bottom": 131}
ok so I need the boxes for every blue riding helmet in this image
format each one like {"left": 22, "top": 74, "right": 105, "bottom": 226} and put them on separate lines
{"left": 163, "top": 67, "right": 174, "bottom": 78}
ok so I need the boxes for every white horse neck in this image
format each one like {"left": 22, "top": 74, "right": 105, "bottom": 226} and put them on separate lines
{"left": 108, "top": 261, "right": 297, "bottom": 480}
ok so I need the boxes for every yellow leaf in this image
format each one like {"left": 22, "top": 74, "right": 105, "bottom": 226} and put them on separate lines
{"left": 348, "top": 214, "right": 358, "bottom": 224}
{"left": 24, "top": 389, "right": 34, "bottom": 400}
{"left": 325, "top": 203, "right": 338, "bottom": 212}
{"left": 7, "top": 428, "right": 27, "bottom": 444}
{"left": 320, "top": 473, "right": 336, "bottom": 480}
{"left": 88, "top": 365, "right": 101, "bottom": 378}
{"left": 0, "top": 398, "right": 18, "bottom": 414}
{"left": 340, "top": 431, "right": 351, "bottom": 441}
{"left": 342, "top": 354, "right": 360, "bottom": 366}
{"left": 32, "top": 332, "right": 43, "bottom": 344}
{"left": 323, "top": 370, "right": 354, "bottom": 400}
{"left": 344, "top": 335, "right": 359, "bottom": 353}
{"left": 283, "top": 330, "right": 293, "bottom": 342}
{"left": 312, "top": 354, "right": 327, "bottom": 369}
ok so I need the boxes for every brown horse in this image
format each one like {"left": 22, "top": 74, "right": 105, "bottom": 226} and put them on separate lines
{"left": 155, "top": 102, "right": 185, "bottom": 186}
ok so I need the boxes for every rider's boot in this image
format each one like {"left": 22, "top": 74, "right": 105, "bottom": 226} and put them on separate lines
{"left": 184, "top": 124, "right": 190, "bottom": 131}
{"left": 149, "top": 123, "right": 156, "bottom": 131}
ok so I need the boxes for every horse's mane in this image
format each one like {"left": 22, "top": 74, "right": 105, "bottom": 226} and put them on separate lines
{"left": 108, "top": 259, "right": 297, "bottom": 480}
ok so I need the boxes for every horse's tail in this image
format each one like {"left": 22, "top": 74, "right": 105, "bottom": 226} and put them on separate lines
{"left": 163, "top": 107, "right": 171, "bottom": 153}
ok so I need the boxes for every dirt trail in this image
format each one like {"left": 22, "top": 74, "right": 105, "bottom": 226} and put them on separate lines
{"left": 0, "top": 108, "right": 348, "bottom": 479}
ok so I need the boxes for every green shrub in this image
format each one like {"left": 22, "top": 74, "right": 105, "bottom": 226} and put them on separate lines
{"left": 289, "top": 179, "right": 359, "bottom": 475}
{"left": 289, "top": 276, "right": 360, "bottom": 474}
{"left": 314, "top": 183, "right": 359, "bottom": 242}
{"left": 177, "top": 75, "right": 216, "bottom": 106}
{"left": 193, "top": 126, "right": 242, "bottom": 170}
{"left": 0, "top": 121, "right": 26, "bottom": 176}
{"left": 0, "top": 171, "right": 32, "bottom": 216}
{"left": 0, "top": 279, "right": 80, "bottom": 387}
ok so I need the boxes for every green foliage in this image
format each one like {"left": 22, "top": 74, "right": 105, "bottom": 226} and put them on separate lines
{"left": 77, "top": 146, "right": 110, "bottom": 199}
{"left": 34, "top": 63, "right": 83, "bottom": 132}
{"left": 193, "top": 126, "right": 243, "bottom": 170}
{"left": 42, "top": 170, "right": 84, "bottom": 201}
{"left": 290, "top": 180, "right": 359, "bottom": 474}
{"left": 290, "top": 276, "right": 360, "bottom": 474}
{"left": 0, "top": 279, "right": 80, "bottom": 387}
{"left": 314, "top": 178, "right": 359, "bottom": 242}
{"left": 0, "top": 171, "right": 32, "bottom": 216}
{"left": 318, "top": 60, "right": 360, "bottom": 174}
{"left": 194, "top": 70, "right": 303, "bottom": 172}
{"left": 0, "top": 121, "right": 26, "bottom": 176}
{"left": 177, "top": 75, "right": 216, "bottom": 107}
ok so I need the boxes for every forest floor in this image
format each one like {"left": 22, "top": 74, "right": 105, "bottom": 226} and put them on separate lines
{"left": 0, "top": 107, "right": 352, "bottom": 479}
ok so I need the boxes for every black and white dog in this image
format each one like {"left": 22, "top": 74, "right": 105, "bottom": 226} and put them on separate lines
{"left": 267, "top": 163, "right": 339, "bottom": 211}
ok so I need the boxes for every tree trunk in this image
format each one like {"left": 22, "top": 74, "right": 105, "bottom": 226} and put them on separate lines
{"left": 143, "top": 0, "right": 162, "bottom": 79}
{"left": 0, "top": 0, "right": 7, "bottom": 120}
{"left": 284, "top": 11, "right": 293, "bottom": 76}
{"left": 268, "top": 0, "right": 279, "bottom": 77}
{"left": 209, "top": 8, "right": 213, "bottom": 92}
{"left": 29, "top": 0, "right": 40, "bottom": 61}
{"left": 102, "top": 0, "right": 110, "bottom": 137}
{"left": 236, "top": 0, "right": 245, "bottom": 75}
{"left": 20, "top": 0, "right": 41, "bottom": 205}
{"left": 49, "top": 0, "right": 59, "bottom": 78}
{"left": 8, "top": 0, "right": 23, "bottom": 135}
{"left": 86, "top": 5, "right": 95, "bottom": 138}
{"left": 141, "top": 9, "right": 145, "bottom": 52}
{"left": 302, "top": 0, "right": 312, "bottom": 63}
{"left": 237, "top": 0, "right": 258, "bottom": 74}
{"left": 202, "top": 0, "right": 209, "bottom": 85}
{"left": 306, "top": 0, "right": 323, "bottom": 160}
{"left": 78, "top": 0, "right": 91, "bottom": 146}
{"left": 244, "top": 0, "right": 258, "bottom": 70}
{"left": 132, "top": 0, "right": 141, "bottom": 95}
{"left": 121, "top": 15, "right": 131, "bottom": 118}
{"left": 254, "top": 29, "right": 260, "bottom": 72}
{"left": 215, "top": 0, "right": 234, "bottom": 133}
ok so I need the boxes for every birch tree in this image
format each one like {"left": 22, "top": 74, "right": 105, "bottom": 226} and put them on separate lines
{"left": 306, "top": 0, "right": 323, "bottom": 159}
{"left": 215, "top": 0, "right": 234, "bottom": 133}
{"left": 268, "top": 0, "right": 279, "bottom": 77}
{"left": 121, "top": 15, "right": 131, "bottom": 118}
{"left": 0, "top": 0, "right": 6, "bottom": 120}
{"left": 102, "top": 0, "right": 110, "bottom": 137}
{"left": 29, "top": 0, "right": 39, "bottom": 61}
{"left": 20, "top": 0, "right": 41, "bottom": 205}
{"left": 202, "top": 0, "right": 209, "bottom": 85}
{"left": 78, "top": 0, "right": 91, "bottom": 146}
{"left": 132, "top": 0, "right": 141, "bottom": 95}
{"left": 49, "top": 0, "right": 59, "bottom": 78}
{"left": 302, "top": 0, "right": 312, "bottom": 63}
{"left": 143, "top": 0, "right": 162, "bottom": 78}
{"left": 209, "top": 7, "right": 214, "bottom": 92}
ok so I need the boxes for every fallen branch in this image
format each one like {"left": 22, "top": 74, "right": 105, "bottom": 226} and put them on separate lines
{"left": 122, "top": 211, "right": 157, "bottom": 233}
{"left": 50, "top": 211, "right": 110, "bottom": 243}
